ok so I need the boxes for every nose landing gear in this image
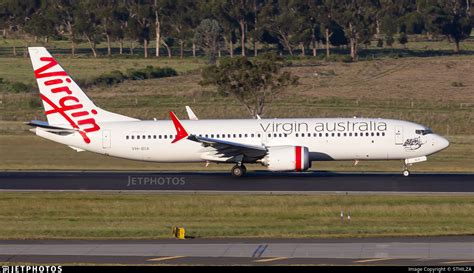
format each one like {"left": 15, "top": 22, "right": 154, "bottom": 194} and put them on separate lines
{"left": 231, "top": 164, "right": 247, "bottom": 177}
{"left": 402, "top": 159, "right": 411, "bottom": 177}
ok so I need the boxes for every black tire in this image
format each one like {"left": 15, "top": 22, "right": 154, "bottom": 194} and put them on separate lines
{"left": 231, "top": 165, "right": 245, "bottom": 177}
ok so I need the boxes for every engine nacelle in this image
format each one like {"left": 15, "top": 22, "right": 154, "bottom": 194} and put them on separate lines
{"left": 261, "top": 146, "right": 310, "bottom": 171}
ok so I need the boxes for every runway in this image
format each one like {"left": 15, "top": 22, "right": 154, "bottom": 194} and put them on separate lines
{"left": 0, "top": 171, "right": 473, "bottom": 193}
{"left": 1, "top": 237, "right": 473, "bottom": 265}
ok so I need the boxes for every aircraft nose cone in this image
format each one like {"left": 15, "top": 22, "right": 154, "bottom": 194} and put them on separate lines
{"left": 436, "top": 135, "right": 450, "bottom": 151}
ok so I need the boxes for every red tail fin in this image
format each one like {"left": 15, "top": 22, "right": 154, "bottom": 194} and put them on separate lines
{"left": 169, "top": 111, "right": 189, "bottom": 143}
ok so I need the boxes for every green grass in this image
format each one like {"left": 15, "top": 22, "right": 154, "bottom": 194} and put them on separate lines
{"left": 0, "top": 56, "right": 205, "bottom": 86}
{"left": 0, "top": 192, "right": 472, "bottom": 239}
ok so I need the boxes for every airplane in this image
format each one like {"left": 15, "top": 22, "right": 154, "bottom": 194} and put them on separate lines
{"left": 26, "top": 47, "right": 450, "bottom": 177}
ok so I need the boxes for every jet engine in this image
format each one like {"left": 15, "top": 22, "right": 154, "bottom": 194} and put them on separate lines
{"left": 261, "top": 146, "right": 310, "bottom": 171}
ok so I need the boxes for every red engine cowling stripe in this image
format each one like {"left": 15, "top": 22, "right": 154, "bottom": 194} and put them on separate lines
{"left": 295, "top": 146, "right": 302, "bottom": 171}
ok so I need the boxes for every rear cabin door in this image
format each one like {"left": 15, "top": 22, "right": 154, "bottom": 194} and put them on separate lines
{"left": 395, "top": 126, "right": 403, "bottom": 145}
{"left": 102, "top": 130, "right": 111, "bottom": 149}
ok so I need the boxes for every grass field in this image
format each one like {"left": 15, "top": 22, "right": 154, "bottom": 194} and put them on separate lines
{"left": 0, "top": 40, "right": 473, "bottom": 170}
{"left": 1, "top": 56, "right": 473, "bottom": 133}
{"left": 0, "top": 40, "right": 473, "bottom": 242}
{"left": 0, "top": 192, "right": 472, "bottom": 239}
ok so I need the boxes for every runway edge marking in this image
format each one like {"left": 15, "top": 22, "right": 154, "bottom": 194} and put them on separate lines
{"left": 254, "top": 257, "right": 288, "bottom": 263}
{"left": 442, "top": 260, "right": 474, "bottom": 264}
{"left": 147, "top": 256, "right": 186, "bottom": 262}
{"left": 354, "top": 258, "right": 394, "bottom": 263}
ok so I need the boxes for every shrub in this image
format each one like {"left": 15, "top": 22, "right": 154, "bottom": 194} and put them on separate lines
{"left": 76, "top": 66, "right": 178, "bottom": 88}
{"left": 0, "top": 79, "right": 34, "bottom": 93}
{"left": 149, "top": 67, "right": 178, "bottom": 78}
{"left": 451, "top": 81, "right": 464, "bottom": 87}
{"left": 325, "top": 54, "right": 353, "bottom": 63}
{"left": 126, "top": 69, "right": 148, "bottom": 80}
{"left": 95, "top": 70, "right": 126, "bottom": 86}
{"left": 126, "top": 66, "right": 177, "bottom": 80}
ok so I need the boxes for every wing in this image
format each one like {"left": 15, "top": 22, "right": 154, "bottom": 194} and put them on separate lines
{"left": 187, "top": 134, "right": 267, "bottom": 163}
{"left": 168, "top": 111, "right": 267, "bottom": 163}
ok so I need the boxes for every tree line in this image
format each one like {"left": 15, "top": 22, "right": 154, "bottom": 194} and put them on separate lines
{"left": 1, "top": 0, "right": 472, "bottom": 61}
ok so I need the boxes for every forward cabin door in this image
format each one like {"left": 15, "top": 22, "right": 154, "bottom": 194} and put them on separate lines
{"left": 102, "top": 130, "right": 111, "bottom": 148}
{"left": 395, "top": 126, "right": 403, "bottom": 145}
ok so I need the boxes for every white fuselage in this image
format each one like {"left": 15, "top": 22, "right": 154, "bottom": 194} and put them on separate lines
{"left": 35, "top": 117, "right": 450, "bottom": 164}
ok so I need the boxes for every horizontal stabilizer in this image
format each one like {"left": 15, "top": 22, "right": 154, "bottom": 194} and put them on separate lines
{"left": 26, "top": 120, "right": 76, "bottom": 134}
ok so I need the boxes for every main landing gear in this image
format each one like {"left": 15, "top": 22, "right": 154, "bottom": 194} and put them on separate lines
{"left": 231, "top": 164, "right": 247, "bottom": 177}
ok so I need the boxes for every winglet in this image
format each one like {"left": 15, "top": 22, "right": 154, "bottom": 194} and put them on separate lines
{"left": 185, "top": 106, "right": 199, "bottom": 120}
{"left": 169, "top": 111, "right": 189, "bottom": 143}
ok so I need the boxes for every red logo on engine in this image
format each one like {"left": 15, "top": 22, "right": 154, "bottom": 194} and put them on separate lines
{"left": 35, "top": 57, "right": 100, "bottom": 144}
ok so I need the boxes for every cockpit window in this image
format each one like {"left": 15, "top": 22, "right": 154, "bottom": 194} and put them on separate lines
{"left": 415, "top": 129, "right": 433, "bottom": 135}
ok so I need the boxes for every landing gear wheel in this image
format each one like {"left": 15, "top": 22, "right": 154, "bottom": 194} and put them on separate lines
{"left": 231, "top": 164, "right": 246, "bottom": 177}
{"left": 403, "top": 170, "right": 410, "bottom": 177}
